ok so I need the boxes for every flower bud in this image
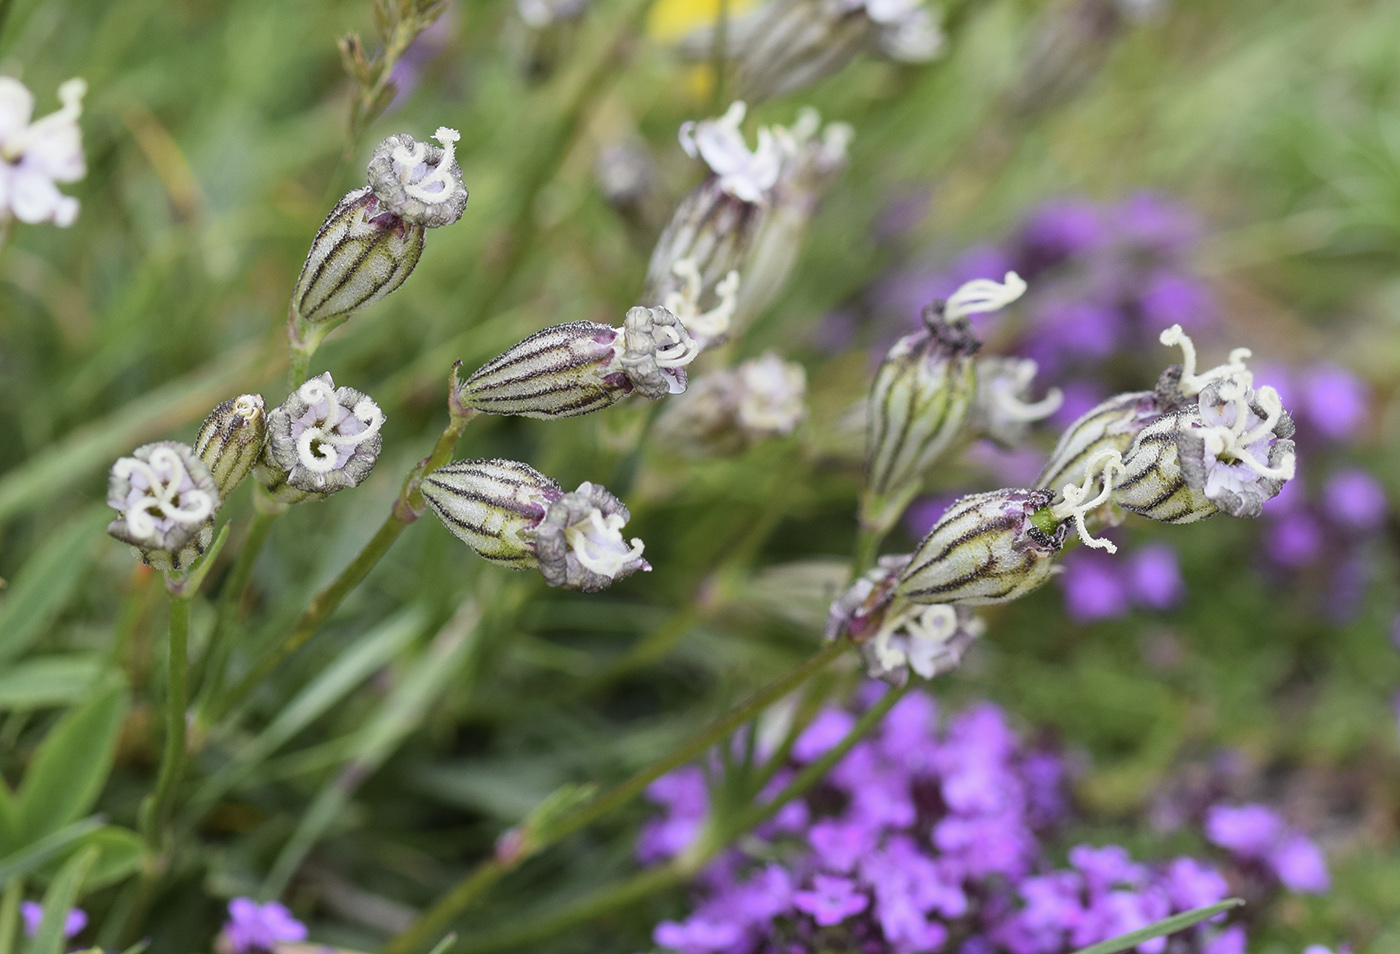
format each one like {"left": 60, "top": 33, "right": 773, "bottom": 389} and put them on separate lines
{"left": 861, "top": 311, "right": 979, "bottom": 528}
{"left": 654, "top": 352, "right": 807, "bottom": 456}
{"left": 459, "top": 306, "right": 700, "bottom": 419}
{"left": 896, "top": 489, "right": 1067, "bottom": 605}
{"left": 826, "top": 555, "right": 983, "bottom": 685}
{"left": 969, "top": 356, "right": 1062, "bottom": 448}
{"left": 422, "top": 459, "right": 564, "bottom": 568}
{"left": 291, "top": 187, "right": 426, "bottom": 324}
{"left": 194, "top": 394, "right": 268, "bottom": 498}
{"left": 292, "top": 126, "right": 467, "bottom": 324}
{"left": 107, "top": 441, "right": 220, "bottom": 571}
{"left": 423, "top": 461, "right": 651, "bottom": 591}
{"left": 1114, "top": 380, "right": 1296, "bottom": 523}
{"left": 365, "top": 127, "right": 469, "bottom": 228}
{"left": 258, "top": 374, "right": 385, "bottom": 503}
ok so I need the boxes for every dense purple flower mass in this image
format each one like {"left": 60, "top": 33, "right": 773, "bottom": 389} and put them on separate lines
{"left": 1204, "top": 802, "right": 1330, "bottom": 893}
{"left": 641, "top": 692, "right": 1275, "bottom": 954}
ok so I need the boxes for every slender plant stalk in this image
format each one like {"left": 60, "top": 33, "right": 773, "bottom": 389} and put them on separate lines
{"left": 0, "top": 877, "right": 20, "bottom": 954}
{"left": 213, "top": 407, "right": 474, "bottom": 721}
{"left": 139, "top": 593, "right": 190, "bottom": 851}
{"left": 851, "top": 524, "right": 886, "bottom": 581}
{"left": 386, "top": 636, "right": 850, "bottom": 954}
{"left": 192, "top": 505, "right": 280, "bottom": 707}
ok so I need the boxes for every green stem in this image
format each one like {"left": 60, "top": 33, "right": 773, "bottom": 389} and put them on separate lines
{"left": 191, "top": 506, "right": 281, "bottom": 724}
{"left": 215, "top": 410, "right": 473, "bottom": 721}
{"left": 0, "top": 877, "right": 20, "bottom": 954}
{"left": 386, "top": 637, "right": 850, "bottom": 954}
{"left": 139, "top": 593, "right": 190, "bottom": 851}
{"left": 851, "top": 524, "right": 886, "bottom": 581}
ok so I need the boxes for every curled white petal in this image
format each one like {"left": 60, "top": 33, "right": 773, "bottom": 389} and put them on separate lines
{"left": 566, "top": 509, "right": 646, "bottom": 578}
{"left": 1051, "top": 448, "right": 1125, "bottom": 553}
{"left": 944, "top": 272, "right": 1027, "bottom": 321}
{"left": 1160, "top": 324, "right": 1253, "bottom": 397}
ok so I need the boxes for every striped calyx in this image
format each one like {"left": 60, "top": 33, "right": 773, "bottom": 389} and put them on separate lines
{"left": 258, "top": 374, "right": 385, "bottom": 504}
{"left": 1035, "top": 389, "right": 1164, "bottom": 499}
{"left": 107, "top": 441, "right": 220, "bottom": 571}
{"left": 421, "top": 459, "right": 564, "bottom": 569}
{"left": 861, "top": 310, "right": 980, "bottom": 531}
{"left": 195, "top": 394, "right": 267, "bottom": 499}
{"left": 459, "top": 307, "right": 699, "bottom": 419}
{"left": 896, "top": 488, "right": 1066, "bottom": 606}
{"left": 291, "top": 187, "right": 425, "bottom": 324}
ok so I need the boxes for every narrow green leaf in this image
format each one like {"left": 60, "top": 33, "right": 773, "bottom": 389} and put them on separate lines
{"left": 0, "top": 509, "right": 107, "bottom": 663}
{"left": 16, "top": 678, "right": 129, "bottom": 843}
{"left": 73, "top": 826, "right": 144, "bottom": 889}
{"left": 0, "top": 781, "right": 16, "bottom": 852}
{"left": 1068, "top": 899, "right": 1244, "bottom": 954}
{"left": 0, "top": 817, "right": 105, "bottom": 885}
{"left": 261, "top": 601, "right": 481, "bottom": 898}
{"left": 29, "top": 845, "right": 98, "bottom": 954}
{"left": 192, "top": 606, "right": 426, "bottom": 810}
{"left": 422, "top": 933, "right": 456, "bottom": 954}
{"left": 0, "top": 655, "right": 105, "bottom": 711}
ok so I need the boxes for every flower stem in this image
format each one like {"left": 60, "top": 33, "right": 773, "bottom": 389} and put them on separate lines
{"left": 851, "top": 524, "right": 886, "bottom": 581}
{"left": 139, "top": 591, "right": 190, "bottom": 852}
{"left": 214, "top": 407, "right": 474, "bottom": 721}
{"left": 386, "top": 636, "right": 850, "bottom": 954}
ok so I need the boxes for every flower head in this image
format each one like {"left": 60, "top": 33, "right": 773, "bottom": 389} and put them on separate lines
{"left": 655, "top": 352, "right": 807, "bottom": 456}
{"left": 195, "top": 394, "right": 268, "bottom": 498}
{"left": 0, "top": 76, "right": 86, "bottom": 226}
{"left": 679, "top": 102, "right": 782, "bottom": 203}
{"left": 220, "top": 898, "right": 308, "bottom": 954}
{"left": 534, "top": 481, "right": 651, "bottom": 591}
{"left": 259, "top": 374, "right": 385, "bottom": 503}
{"left": 366, "top": 126, "right": 469, "bottom": 228}
{"left": 108, "top": 441, "right": 220, "bottom": 569}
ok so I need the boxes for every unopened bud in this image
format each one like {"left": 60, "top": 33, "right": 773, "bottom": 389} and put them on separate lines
{"left": 826, "top": 555, "right": 982, "bottom": 685}
{"left": 258, "top": 374, "right": 385, "bottom": 503}
{"left": 896, "top": 489, "right": 1067, "bottom": 605}
{"left": 861, "top": 310, "right": 980, "bottom": 530}
{"left": 459, "top": 306, "right": 699, "bottom": 419}
{"left": 194, "top": 394, "right": 267, "bottom": 498}
{"left": 292, "top": 187, "right": 426, "bottom": 324}
{"left": 107, "top": 441, "right": 220, "bottom": 571}
{"left": 423, "top": 460, "right": 651, "bottom": 591}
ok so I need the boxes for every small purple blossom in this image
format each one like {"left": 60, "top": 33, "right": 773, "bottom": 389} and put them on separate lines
{"left": 793, "top": 874, "right": 869, "bottom": 926}
{"left": 1323, "top": 468, "right": 1388, "bottom": 531}
{"left": 1127, "top": 544, "right": 1184, "bottom": 609}
{"left": 221, "top": 898, "right": 308, "bottom": 954}
{"left": 1205, "top": 802, "right": 1330, "bottom": 893}
{"left": 19, "top": 902, "right": 87, "bottom": 939}
{"left": 1269, "top": 834, "right": 1331, "bottom": 893}
{"left": 1266, "top": 510, "right": 1325, "bottom": 567}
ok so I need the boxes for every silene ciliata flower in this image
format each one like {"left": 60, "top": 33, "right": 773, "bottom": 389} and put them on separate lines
{"left": 675, "top": 0, "right": 942, "bottom": 102}
{"left": 655, "top": 352, "right": 807, "bottom": 455}
{"left": 896, "top": 488, "right": 1067, "bottom": 605}
{"left": 826, "top": 554, "right": 983, "bottom": 685}
{"left": 422, "top": 459, "right": 650, "bottom": 591}
{"left": 862, "top": 273, "right": 1027, "bottom": 531}
{"left": 107, "top": 441, "right": 220, "bottom": 571}
{"left": 292, "top": 126, "right": 467, "bottom": 324}
{"left": 969, "top": 355, "right": 1063, "bottom": 448}
{"left": 1035, "top": 387, "right": 1164, "bottom": 497}
{"left": 195, "top": 394, "right": 268, "bottom": 498}
{"left": 459, "top": 305, "right": 700, "bottom": 419}
{"left": 258, "top": 374, "right": 385, "bottom": 503}
{"left": 0, "top": 76, "right": 87, "bottom": 227}
{"left": 1112, "top": 326, "right": 1296, "bottom": 523}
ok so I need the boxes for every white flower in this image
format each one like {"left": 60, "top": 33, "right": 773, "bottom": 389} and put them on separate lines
{"left": 735, "top": 353, "right": 806, "bottom": 436}
{"left": 678, "top": 102, "right": 783, "bottom": 203}
{"left": 0, "top": 77, "right": 87, "bottom": 227}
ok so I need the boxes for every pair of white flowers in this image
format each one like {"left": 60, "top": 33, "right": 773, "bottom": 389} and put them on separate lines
{"left": 0, "top": 75, "right": 87, "bottom": 228}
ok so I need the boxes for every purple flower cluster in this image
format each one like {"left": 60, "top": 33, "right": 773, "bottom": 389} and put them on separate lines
{"left": 1204, "top": 803, "right": 1330, "bottom": 894}
{"left": 19, "top": 902, "right": 86, "bottom": 939}
{"left": 1057, "top": 542, "right": 1185, "bottom": 623}
{"left": 641, "top": 693, "right": 1267, "bottom": 954}
{"left": 219, "top": 898, "right": 308, "bottom": 954}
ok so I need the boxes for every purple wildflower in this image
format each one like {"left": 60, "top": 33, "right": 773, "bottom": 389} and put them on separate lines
{"left": 1127, "top": 543, "right": 1184, "bottom": 609}
{"left": 1269, "top": 834, "right": 1331, "bottom": 893}
{"left": 1060, "top": 552, "right": 1131, "bottom": 622}
{"left": 1324, "top": 468, "right": 1388, "bottom": 531}
{"left": 1205, "top": 802, "right": 1330, "bottom": 893}
{"left": 1266, "top": 510, "right": 1326, "bottom": 567}
{"left": 19, "top": 902, "right": 87, "bottom": 939}
{"left": 221, "top": 898, "right": 308, "bottom": 954}
{"left": 793, "top": 874, "right": 869, "bottom": 926}
{"left": 1300, "top": 364, "right": 1368, "bottom": 441}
